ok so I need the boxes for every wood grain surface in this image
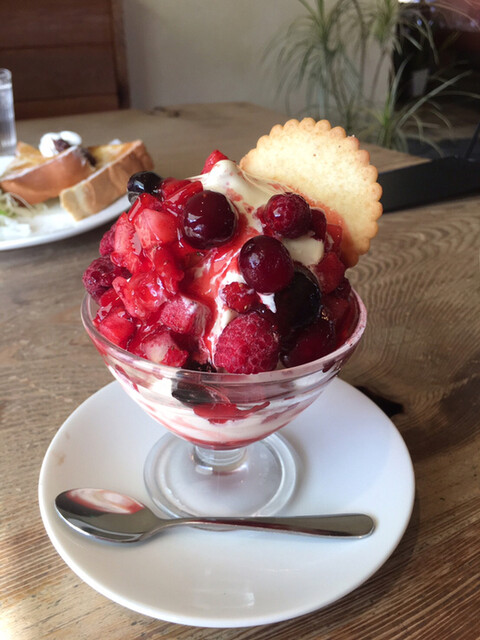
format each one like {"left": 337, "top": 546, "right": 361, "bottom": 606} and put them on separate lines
{"left": 1, "top": 103, "right": 479, "bottom": 640}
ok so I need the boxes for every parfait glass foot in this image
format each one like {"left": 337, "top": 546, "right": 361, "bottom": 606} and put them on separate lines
{"left": 143, "top": 433, "right": 297, "bottom": 518}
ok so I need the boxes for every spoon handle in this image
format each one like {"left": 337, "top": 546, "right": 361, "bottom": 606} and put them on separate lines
{"left": 159, "top": 514, "right": 375, "bottom": 538}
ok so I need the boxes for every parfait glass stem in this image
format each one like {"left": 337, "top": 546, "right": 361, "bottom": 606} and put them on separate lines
{"left": 193, "top": 446, "right": 247, "bottom": 472}
{"left": 144, "top": 433, "right": 296, "bottom": 518}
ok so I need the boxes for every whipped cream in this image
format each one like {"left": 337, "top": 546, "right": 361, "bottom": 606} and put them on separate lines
{"left": 39, "top": 130, "right": 82, "bottom": 157}
{"left": 189, "top": 160, "right": 325, "bottom": 359}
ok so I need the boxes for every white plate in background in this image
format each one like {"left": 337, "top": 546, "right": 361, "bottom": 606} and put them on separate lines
{"left": 0, "top": 194, "right": 128, "bottom": 250}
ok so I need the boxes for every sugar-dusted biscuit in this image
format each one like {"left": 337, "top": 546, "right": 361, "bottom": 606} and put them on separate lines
{"left": 240, "top": 118, "right": 382, "bottom": 267}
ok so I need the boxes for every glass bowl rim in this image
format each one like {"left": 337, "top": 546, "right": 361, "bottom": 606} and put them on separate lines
{"left": 81, "top": 289, "right": 367, "bottom": 384}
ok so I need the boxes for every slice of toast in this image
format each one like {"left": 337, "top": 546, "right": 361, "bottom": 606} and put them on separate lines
{"left": 60, "top": 140, "right": 154, "bottom": 220}
{"left": 240, "top": 118, "right": 382, "bottom": 267}
{"left": 0, "top": 144, "right": 94, "bottom": 205}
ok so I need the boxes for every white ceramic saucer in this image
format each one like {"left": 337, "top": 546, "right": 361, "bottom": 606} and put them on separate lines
{"left": 39, "top": 379, "right": 414, "bottom": 628}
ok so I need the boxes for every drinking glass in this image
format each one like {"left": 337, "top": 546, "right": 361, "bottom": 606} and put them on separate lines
{"left": 0, "top": 69, "right": 17, "bottom": 156}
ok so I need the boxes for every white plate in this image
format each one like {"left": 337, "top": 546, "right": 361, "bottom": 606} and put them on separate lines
{"left": 0, "top": 194, "right": 129, "bottom": 251}
{"left": 39, "top": 379, "right": 415, "bottom": 628}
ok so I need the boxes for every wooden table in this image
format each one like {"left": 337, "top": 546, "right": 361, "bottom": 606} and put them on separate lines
{"left": 1, "top": 103, "right": 479, "bottom": 639}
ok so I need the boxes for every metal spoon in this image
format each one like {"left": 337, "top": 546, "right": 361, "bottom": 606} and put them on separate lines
{"left": 55, "top": 488, "right": 375, "bottom": 543}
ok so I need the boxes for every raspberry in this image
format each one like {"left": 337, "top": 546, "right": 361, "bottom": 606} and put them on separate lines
{"left": 82, "top": 257, "right": 129, "bottom": 302}
{"left": 262, "top": 193, "right": 312, "bottom": 238}
{"left": 220, "top": 282, "right": 259, "bottom": 313}
{"left": 134, "top": 207, "right": 178, "bottom": 249}
{"left": 214, "top": 312, "right": 279, "bottom": 374}
{"left": 99, "top": 222, "right": 117, "bottom": 256}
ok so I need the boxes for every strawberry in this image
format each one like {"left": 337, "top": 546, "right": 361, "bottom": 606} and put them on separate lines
{"left": 113, "top": 272, "right": 167, "bottom": 319}
{"left": 110, "top": 212, "right": 145, "bottom": 274}
{"left": 162, "top": 180, "right": 203, "bottom": 216}
{"left": 220, "top": 282, "right": 259, "bottom": 313}
{"left": 94, "top": 305, "right": 135, "bottom": 349}
{"left": 127, "top": 192, "right": 163, "bottom": 223}
{"left": 97, "top": 287, "right": 121, "bottom": 311}
{"left": 160, "top": 178, "right": 191, "bottom": 200}
{"left": 214, "top": 312, "right": 279, "bottom": 374}
{"left": 137, "top": 329, "right": 189, "bottom": 367}
{"left": 201, "top": 150, "right": 229, "bottom": 173}
{"left": 150, "top": 246, "right": 183, "bottom": 295}
{"left": 159, "top": 295, "right": 210, "bottom": 336}
{"left": 314, "top": 252, "right": 346, "bottom": 294}
{"left": 325, "top": 223, "right": 343, "bottom": 256}
{"left": 134, "top": 207, "right": 178, "bottom": 250}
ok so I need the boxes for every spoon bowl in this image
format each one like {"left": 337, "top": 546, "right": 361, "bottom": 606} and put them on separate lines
{"left": 55, "top": 488, "right": 375, "bottom": 543}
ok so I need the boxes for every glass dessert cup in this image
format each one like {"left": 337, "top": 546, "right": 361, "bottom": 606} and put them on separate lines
{"left": 81, "top": 291, "right": 367, "bottom": 519}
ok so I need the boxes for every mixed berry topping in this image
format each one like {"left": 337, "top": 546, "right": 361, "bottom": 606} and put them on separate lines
{"left": 83, "top": 151, "right": 356, "bottom": 374}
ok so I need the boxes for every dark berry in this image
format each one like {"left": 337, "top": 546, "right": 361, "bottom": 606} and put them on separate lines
{"left": 182, "top": 190, "right": 238, "bottom": 249}
{"left": 262, "top": 192, "right": 311, "bottom": 238}
{"left": 172, "top": 381, "right": 225, "bottom": 406}
{"left": 127, "top": 171, "right": 163, "bottom": 203}
{"left": 274, "top": 265, "right": 322, "bottom": 336}
{"left": 281, "top": 315, "right": 336, "bottom": 368}
{"left": 239, "top": 235, "right": 294, "bottom": 294}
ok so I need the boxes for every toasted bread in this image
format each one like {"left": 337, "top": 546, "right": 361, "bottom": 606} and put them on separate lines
{"left": 240, "top": 118, "right": 382, "bottom": 267}
{"left": 60, "top": 140, "right": 154, "bottom": 220}
{"left": 0, "top": 144, "right": 94, "bottom": 205}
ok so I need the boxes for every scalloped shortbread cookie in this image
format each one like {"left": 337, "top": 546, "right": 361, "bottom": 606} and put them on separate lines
{"left": 240, "top": 118, "right": 382, "bottom": 267}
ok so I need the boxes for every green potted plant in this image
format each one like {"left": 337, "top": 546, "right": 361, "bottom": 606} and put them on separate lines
{"left": 265, "top": 0, "right": 477, "bottom": 151}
